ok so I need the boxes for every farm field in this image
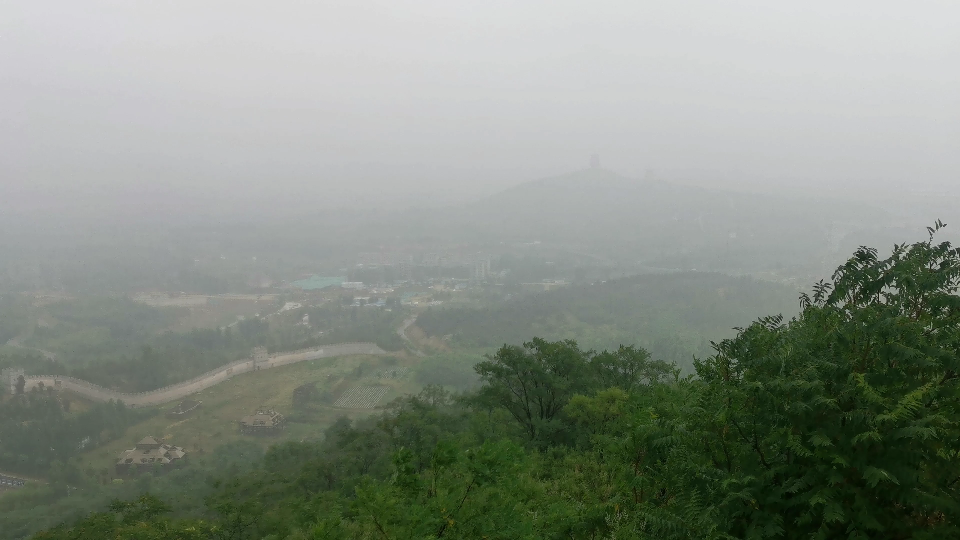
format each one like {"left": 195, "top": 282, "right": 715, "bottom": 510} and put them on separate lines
{"left": 334, "top": 385, "right": 389, "bottom": 409}
{"left": 74, "top": 352, "right": 421, "bottom": 477}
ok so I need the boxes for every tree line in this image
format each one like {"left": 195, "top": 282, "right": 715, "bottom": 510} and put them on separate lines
{"left": 0, "top": 387, "right": 146, "bottom": 479}
{"left": 416, "top": 270, "right": 799, "bottom": 369}
{"left": 31, "top": 227, "right": 960, "bottom": 538}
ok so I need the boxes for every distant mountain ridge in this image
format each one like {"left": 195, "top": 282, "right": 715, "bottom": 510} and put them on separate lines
{"left": 407, "top": 168, "right": 893, "bottom": 274}
{"left": 0, "top": 166, "right": 918, "bottom": 293}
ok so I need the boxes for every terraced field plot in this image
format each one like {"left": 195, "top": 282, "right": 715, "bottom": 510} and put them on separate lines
{"left": 334, "top": 385, "right": 389, "bottom": 409}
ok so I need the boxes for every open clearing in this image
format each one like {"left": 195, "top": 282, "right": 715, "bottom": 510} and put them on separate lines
{"left": 130, "top": 293, "right": 283, "bottom": 330}
{"left": 165, "top": 297, "right": 274, "bottom": 330}
{"left": 75, "top": 352, "right": 422, "bottom": 477}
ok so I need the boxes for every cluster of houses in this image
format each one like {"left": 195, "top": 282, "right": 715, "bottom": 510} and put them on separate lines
{"left": 238, "top": 408, "right": 286, "bottom": 435}
{"left": 116, "top": 436, "right": 188, "bottom": 475}
{"left": 116, "top": 402, "right": 287, "bottom": 475}
{"left": 0, "top": 474, "right": 26, "bottom": 491}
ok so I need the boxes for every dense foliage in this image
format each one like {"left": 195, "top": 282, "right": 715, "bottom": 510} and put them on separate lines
{"left": 65, "top": 319, "right": 274, "bottom": 392}
{"left": 9, "top": 299, "right": 404, "bottom": 393}
{"left": 0, "top": 440, "right": 264, "bottom": 540}
{"left": 417, "top": 271, "right": 798, "bottom": 369}
{"left": 0, "top": 296, "right": 32, "bottom": 344}
{"left": 0, "top": 387, "right": 145, "bottom": 478}
{"left": 0, "top": 351, "right": 60, "bottom": 381}
{"left": 414, "top": 353, "right": 482, "bottom": 389}
{"left": 24, "top": 297, "right": 180, "bottom": 363}
{"left": 302, "top": 303, "right": 406, "bottom": 352}
{"left": 26, "top": 230, "right": 960, "bottom": 539}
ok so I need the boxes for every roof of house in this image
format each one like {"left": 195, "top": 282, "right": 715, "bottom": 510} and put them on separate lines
{"left": 239, "top": 409, "right": 284, "bottom": 426}
{"left": 118, "top": 440, "right": 186, "bottom": 466}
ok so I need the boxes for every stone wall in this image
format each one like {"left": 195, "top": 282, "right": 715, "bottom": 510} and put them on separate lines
{"left": 22, "top": 342, "right": 386, "bottom": 407}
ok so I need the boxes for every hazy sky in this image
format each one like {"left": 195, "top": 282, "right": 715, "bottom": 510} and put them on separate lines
{"left": 3, "top": 0, "right": 959, "bottom": 209}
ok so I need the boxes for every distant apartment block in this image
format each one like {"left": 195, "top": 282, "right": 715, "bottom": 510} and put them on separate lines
{"left": 472, "top": 255, "right": 491, "bottom": 281}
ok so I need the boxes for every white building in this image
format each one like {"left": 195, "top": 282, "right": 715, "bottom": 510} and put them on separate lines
{"left": 279, "top": 302, "right": 302, "bottom": 312}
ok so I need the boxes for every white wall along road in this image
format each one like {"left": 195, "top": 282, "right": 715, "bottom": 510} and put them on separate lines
{"left": 21, "top": 343, "right": 386, "bottom": 407}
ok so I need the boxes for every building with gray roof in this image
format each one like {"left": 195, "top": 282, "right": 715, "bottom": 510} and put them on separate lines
{"left": 238, "top": 408, "right": 286, "bottom": 435}
{"left": 116, "top": 436, "right": 187, "bottom": 475}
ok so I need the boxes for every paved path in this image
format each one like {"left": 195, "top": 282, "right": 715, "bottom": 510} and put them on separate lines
{"left": 397, "top": 316, "right": 426, "bottom": 357}
{"left": 22, "top": 342, "right": 385, "bottom": 407}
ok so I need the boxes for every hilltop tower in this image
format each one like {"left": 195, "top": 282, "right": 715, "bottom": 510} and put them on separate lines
{"left": 590, "top": 154, "right": 600, "bottom": 169}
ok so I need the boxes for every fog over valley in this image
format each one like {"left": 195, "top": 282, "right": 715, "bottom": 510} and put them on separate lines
{"left": 2, "top": 2, "right": 960, "bottom": 539}
{"left": 4, "top": 1, "right": 959, "bottom": 215}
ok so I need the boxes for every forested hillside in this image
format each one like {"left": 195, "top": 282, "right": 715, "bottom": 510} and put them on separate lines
{"left": 28, "top": 228, "right": 960, "bottom": 539}
{"left": 417, "top": 271, "right": 799, "bottom": 369}
{"left": 0, "top": 390, "right": 145, "bottom": 478}
{"left": 1, "top": 170, "right": 907, "bottom": 296}
{"left": 403, "top": 169, "right": 897, "bottom": 274}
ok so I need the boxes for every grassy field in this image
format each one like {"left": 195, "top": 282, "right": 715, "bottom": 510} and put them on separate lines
{"left": 75, "top": 352, "right": 421, "bottom": 477}
{"left": 162, "top": 297, "right": 275, "bottom": 330}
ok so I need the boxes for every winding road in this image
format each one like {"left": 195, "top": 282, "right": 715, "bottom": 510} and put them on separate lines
{"left": 20, "top": 342, "right": 386, "bottom": 407}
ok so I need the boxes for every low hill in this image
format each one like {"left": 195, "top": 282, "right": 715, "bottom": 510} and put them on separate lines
{"left": 460, "top": 169, "right": 890, "bottom": 270}
{"left": 415, "top": 271, "right": 801, "bottom": 370}
{"left": 375, "top": 168, "right": 897, "bottom": 278}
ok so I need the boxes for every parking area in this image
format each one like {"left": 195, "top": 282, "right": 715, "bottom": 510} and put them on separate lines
{"left": 0, "top": 474, "right": 27, "bottom": 491}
